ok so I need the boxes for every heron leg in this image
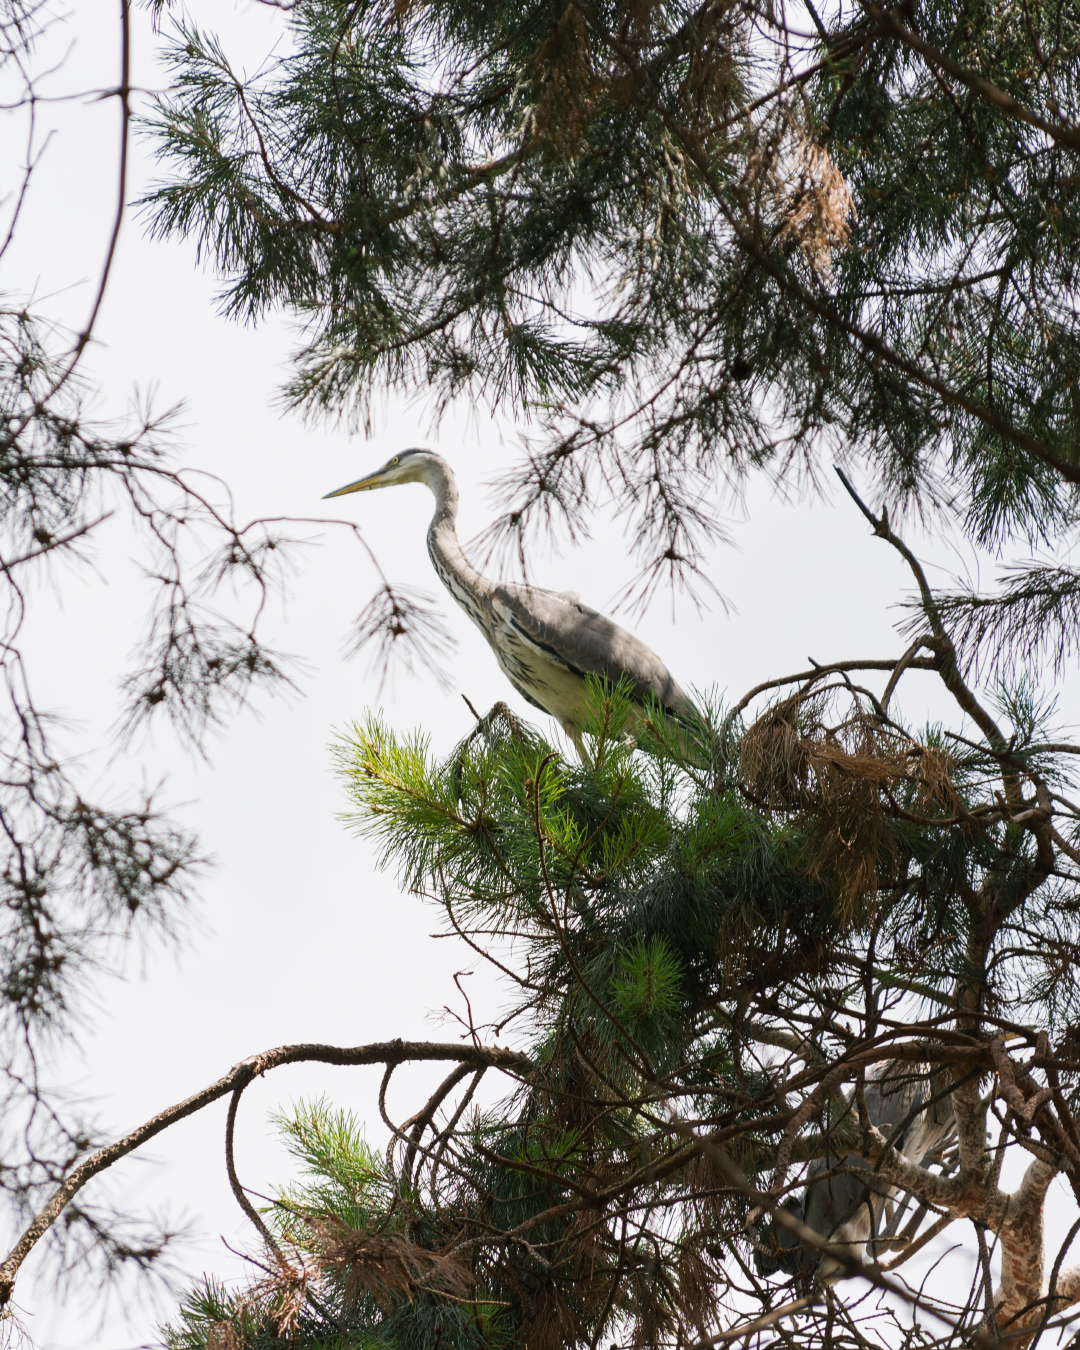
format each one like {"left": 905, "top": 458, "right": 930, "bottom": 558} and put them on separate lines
{"left": 564, "top": 722, "right": 593, "bottom": 768}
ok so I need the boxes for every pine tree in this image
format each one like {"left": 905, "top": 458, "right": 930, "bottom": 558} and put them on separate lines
{"left": 0, "top": 0, "right": 310, "bottom": 1300}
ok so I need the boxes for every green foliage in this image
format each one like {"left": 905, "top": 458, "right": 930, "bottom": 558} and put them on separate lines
{"left": 271, "top": 1100, "right": 391, "bottom": 1234}
{"left": 611, "top": 935, "right": 683, "bottom": 1020}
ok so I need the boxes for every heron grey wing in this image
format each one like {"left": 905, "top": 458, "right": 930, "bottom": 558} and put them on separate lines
{"left": 864, "top": 1069, "right": 957, "bottom": 1163}
{"left": 796, "top": 1070, "right": 958, "bottom": 1256}
{"left": 492, "top": 582, "right": 692, "bottom": 713}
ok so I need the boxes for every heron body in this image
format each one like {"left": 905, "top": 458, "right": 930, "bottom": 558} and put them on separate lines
{"left": 758, "top": 1063, "right": 957, "bottom": 1284}
{"left": 323, "top": 450, "right": 693, "bottom": 747}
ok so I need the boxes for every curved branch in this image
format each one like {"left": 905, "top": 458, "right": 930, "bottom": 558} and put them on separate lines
{"left": 0, "top": 1037, "right": 530, "bottom": 1307}
{"left": 882, "top": 637, "right": 935, "bottom": 714}
{"left": 833, "top": 469, "right": 1012, "bottom": 758}
{"left": 402, "top": 1063, "right": 475, "bottom": 1190}
{"left": 225, "top": 1081, "right": 282, "bottom": 1257}
{"left": 731, "top": 655, "right": 938, "bottom": 719}
{"left": 51, "top": 0, "right": 131, "bottom": 392}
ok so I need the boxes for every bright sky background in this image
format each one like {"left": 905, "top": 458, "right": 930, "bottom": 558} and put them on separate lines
{"left": 2, "top": 3, "right": 1076, "bottom": 1347}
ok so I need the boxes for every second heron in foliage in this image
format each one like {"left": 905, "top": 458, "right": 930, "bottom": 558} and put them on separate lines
{"left": 323, "top": 450, "right": 693, "bottom": 752}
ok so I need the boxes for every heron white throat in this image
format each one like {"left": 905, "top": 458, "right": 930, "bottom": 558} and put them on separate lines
{"left": 324, "top": 450, "right": 693, "bottom": 754}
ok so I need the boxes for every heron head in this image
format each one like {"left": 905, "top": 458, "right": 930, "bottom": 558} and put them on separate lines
{"left": 322, "top": 448, "right": 435, "bottom": 499}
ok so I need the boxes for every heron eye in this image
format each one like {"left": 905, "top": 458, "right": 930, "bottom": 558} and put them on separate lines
{"left": 392, "top": 456, "right": 400, "bottom": 465}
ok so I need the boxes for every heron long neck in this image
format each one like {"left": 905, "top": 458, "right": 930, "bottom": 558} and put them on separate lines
{"left": 424, "top": 461, "right": 492, "bottom": 628}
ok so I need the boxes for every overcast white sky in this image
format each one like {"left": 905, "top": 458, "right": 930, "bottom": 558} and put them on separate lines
{"left": 2, "top": 3, "right": 1075, "bottom": 1347}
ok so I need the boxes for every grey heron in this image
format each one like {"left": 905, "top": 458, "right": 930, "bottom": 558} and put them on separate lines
{"left": 756, "top": 1062, "right": 957, "bottom": 1284}
{"left": 323, "top": 450, "right": 694, "bottom": 754}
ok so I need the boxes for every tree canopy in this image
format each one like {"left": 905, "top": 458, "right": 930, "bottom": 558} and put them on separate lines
{"left": 144, "top": 0, "right": 1080, "bottom": 636}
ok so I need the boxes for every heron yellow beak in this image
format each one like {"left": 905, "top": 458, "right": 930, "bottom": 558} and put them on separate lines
{"left": 321, "top": 471, "right": 390, "bottom": 499}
